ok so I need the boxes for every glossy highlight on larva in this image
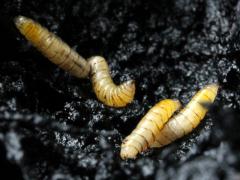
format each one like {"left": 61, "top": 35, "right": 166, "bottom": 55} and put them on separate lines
{"left": 14, "top": 16, "right": 90, "bottom": 78}
{"left": 151, "top": 83, "right": 219, "bottom": 148}
{"left": 120, "top": 99, "right": 181, "bottom": 159}
{"left": 89, "top": 56, "right": 136, "bottom": 107}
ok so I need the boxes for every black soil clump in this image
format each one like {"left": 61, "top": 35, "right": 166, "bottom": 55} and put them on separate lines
{"left": 0, "top": 0, "right": 240, "bottom": 179}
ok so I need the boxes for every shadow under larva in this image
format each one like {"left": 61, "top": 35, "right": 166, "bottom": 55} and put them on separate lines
{"left": 14, "top": 15, "right": 90, "bottom": 78}
{"left": 120, "top": 99, "right": 181, "bottom": 159}
{"left": 88, "top": 56, "right": 136, "bottom": 108}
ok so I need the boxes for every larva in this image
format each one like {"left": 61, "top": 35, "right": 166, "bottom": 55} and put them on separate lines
{"left": 120, "top": 99, "right": 181, "bottom": 159}
{"left": 14, "top": 16, "right": 90, "bottom": 78}
{"left": 88, "top": 56, "right": 135, "bottom": 107}
{"left": 151, "top": 83, "right": 219, "bottom": 148}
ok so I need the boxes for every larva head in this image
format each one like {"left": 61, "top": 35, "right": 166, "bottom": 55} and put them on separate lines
{"left": 173, "top": 99, "right": 182, "bottom": 110}
{"left": 14, "top": 16, "right": 31, "bottom": 33}
{"left": 120, "top": 146, "right": 138, "bottom": 160}
{"left": 205, "top": 83, "right": 219, "bottom": 95}
{"left": 202, "top": 83, "right": 219, "bottom": 103}
{"left": 157, "top": 99, "right": 181, "bottom": 111}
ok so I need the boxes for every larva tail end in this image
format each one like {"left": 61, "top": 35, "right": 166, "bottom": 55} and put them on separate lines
{"left": 14, "top": 15, "right": 28, "bottom": 29}
{"left": 120, "top": 146, "right": 138, "bottom": 160}
{"left": 122, "top": 79, "right": 136, "bottom": 100}
{"left": 124, "top": 80, "right": 136, "bottom": 90}
{"left": 88, "top": 56, "right": 105, "bottom": 65}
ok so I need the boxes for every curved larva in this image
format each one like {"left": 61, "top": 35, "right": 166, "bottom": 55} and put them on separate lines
{"left": 88, "top": 56, "right": 136, "bottom": 107}
{"left": 120, "top": 99, "right": 181, "bottom": 159}
{"left": 14, "top": 16, "right": 90, "bottom": 78}
{"left": 151, "top": 83, "right": 219, "bottom": 148}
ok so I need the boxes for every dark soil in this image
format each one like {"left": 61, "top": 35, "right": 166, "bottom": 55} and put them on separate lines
{"left": 0, "top": 0, "right": 240, "bottom": 179}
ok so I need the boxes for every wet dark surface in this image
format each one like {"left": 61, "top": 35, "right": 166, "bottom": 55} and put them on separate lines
{"left": 0, "top": 0, "right": 240, "bottom": 179}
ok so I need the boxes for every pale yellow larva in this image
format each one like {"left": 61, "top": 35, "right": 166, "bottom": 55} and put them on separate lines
{"left": 120, "top": 99, "right": 181, "bottom": 159}
{"left": 88, "top": 56, "right": 135, "bottom": 107}
{"left": 151, "top": 83, "right": 219, "bottom": 148}
{"left": 14, "top": 16, "right": 90, "bottom": 78}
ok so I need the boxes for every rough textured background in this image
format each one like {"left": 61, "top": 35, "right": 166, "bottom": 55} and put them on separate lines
{"left": 0, "top": 0, "right": 240, "bottom": 179}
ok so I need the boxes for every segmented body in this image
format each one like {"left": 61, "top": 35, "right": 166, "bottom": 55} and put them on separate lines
{"left": 89, "top": 56, "right": 135, "bottom": 107}
{"left": 14, "top": 16, "right": 90, "bottom": 78}
{"left": 151, "top": 84, "right": 219, "bottom": 148}
{"left": 120, "top": 99, "right": 181, "bottom": 159}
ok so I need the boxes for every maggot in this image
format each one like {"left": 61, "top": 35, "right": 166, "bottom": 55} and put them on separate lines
{"left": 120, "top": 99, "right": 181, "bottom": 159}
{"left": 151, "top": 83, "right": 219, "bottom": 148}
{"left": 88, "top": 56, "right": 135, "bottom": 107}
{"left": 14, "top": 15, "right": 90, "bottom": 78}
